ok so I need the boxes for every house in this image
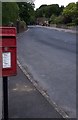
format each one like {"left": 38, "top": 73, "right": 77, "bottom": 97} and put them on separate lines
{"left": 36, "top": 17, "right": 49, "bottom": 26}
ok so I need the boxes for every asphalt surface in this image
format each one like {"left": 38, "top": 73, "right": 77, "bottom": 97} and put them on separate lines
{"left": 8, "top": 66, "right": 62, "bottom": 118}
{"left": 17, "top": 26, "right": 76, "bottom": 118}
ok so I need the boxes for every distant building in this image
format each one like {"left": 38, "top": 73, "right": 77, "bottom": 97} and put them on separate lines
{"left": 36, "top": 17, "right": 49, "bottom": 26}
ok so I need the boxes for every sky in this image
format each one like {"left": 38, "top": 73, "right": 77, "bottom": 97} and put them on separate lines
{"left": 34, "top": 0, "right": 78, "bottom": 9}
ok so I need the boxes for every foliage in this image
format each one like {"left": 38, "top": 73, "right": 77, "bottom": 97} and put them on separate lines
{"left": 62, "top": 3, "right": 76, "bottom": 16}
{"left": 35, "top": 5, "right": 47, "bottom": 18}
{"left": 35, "top": 4, "right": 62, "bottom": 18}
{"left": 2, "top": 1, "right": 78, "bottom": 26}
{"left": 17, "top": 2, "right": 35, "bottom": 25}
{"left": 0, "top": 2, "right": 2, "bottom": 25}
{"left": 2, "top": 2, "right": 35, "bottom": 26}
{"left": 49, "top": 14, "right": 56, "bottom": 24}
{"left": 49, "top": 14, "right": 64, "bottom": 24}
{"left": 35, "top": 2, "right": 78, "bottom": 26}
{"left": 62, "top": 2, "right": 78, "bottom": 25}
{"left": 54, "top": 15, "right": 64, "bottom": 24}
{"left": 2, "top": 2, "right": 19, "bottom": 25}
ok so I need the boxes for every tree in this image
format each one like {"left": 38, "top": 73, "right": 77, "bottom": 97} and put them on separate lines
{"left": 35, "top": 5, "right": 47, "bottom": 18}
{"left": 62, "top": 2, "right": 78, "bottom": 25}
{"left": 49, "top": 14, "right": 64, "bottom": 24}
{"left": 35, "top": 4, "right": 62, "bottom": 18}
{"left": 59, "top": 5, "right": 64, "bottom": 14}
{"left": 17, "top": 2, "right": 35, "bottom": 24}
{"left": 2, "top": 2, "right": 19, "bottom": 25}
{"left": 0, "top": 2, "right": 2, "bottom": 25}
{"left": 49, "top": 14, "right": 56, "bottom": 24}
{"left": 46, "top": 4, "right": 60, "bottom": 18}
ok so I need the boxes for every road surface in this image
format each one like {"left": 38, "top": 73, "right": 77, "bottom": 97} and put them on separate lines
{"left": 17, "top": 26, "right": 76, "bottom": 118}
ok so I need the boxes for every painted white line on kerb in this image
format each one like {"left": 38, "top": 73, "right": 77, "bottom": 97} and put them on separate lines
{"left": 25, "top": 29, "right": 29, "bottom": 32}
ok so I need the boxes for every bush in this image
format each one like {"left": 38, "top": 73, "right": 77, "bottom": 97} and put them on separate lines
{"left": 50, "top": 15, "right": 64, "bottom": 25}
{"left": 67, "top": 22, "right": 76, "bottom": 26}
{"left": 20, "top": 20, "right": 26, "bottom": 29}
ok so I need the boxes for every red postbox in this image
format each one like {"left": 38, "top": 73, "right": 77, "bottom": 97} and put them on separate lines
{"left": 0, "top": 27, "right": 17, "bottom": 76}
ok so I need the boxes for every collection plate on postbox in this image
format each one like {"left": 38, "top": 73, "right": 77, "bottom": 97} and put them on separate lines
{"left": 0, "top": 27, "right": 17, "bottom": 77}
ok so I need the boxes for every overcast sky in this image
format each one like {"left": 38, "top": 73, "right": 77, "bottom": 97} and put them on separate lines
{"left": 34, "top": 0, "right": 78, "bottom": 9}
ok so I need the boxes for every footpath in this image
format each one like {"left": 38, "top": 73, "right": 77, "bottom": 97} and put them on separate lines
{"left": 8, "top": 66, "right": 63, "bottom": 118}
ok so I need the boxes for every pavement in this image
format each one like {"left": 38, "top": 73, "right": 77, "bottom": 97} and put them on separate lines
{"left": 8, "top": 65, "right": 63, "bottom": 118}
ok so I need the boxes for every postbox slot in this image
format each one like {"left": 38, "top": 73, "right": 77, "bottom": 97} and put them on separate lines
{"left": 2, "top": 36, "right": 16, "bottom": 38}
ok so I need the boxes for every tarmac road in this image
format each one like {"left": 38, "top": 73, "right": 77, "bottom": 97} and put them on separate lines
{"left": 17, "top": 26, "right": 76, "bottom": 118}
